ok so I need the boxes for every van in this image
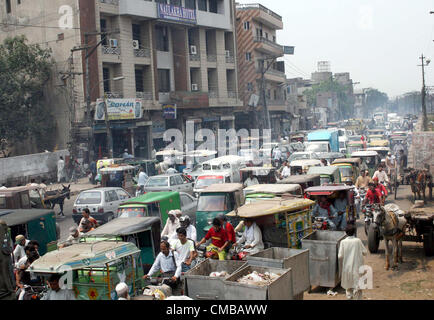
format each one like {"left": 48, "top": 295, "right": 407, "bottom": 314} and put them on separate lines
{"left": 193, "top": 173, "right": 230, "bottom": 198}
{"left": 189, "top": 155, "right": 246, "bottom": 183}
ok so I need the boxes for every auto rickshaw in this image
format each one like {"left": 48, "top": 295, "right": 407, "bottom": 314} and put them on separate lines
{"left": 277, "top": 174, "right": 321, "bottom": 192}
{"left": 350, "top": 151, "right": 381, "bottom": 177}
{"left": 306, "top": 166, "right": 342, "bottom": 185}
{"left": 240, "top": 167, "right": 277, "bottom": 184}
{"left": 1, "top": 209, "right": 59, "bottom": 255}
{"left": 367, "top": 134, "right": 386, "bottom": 142}
{"left": 367, "top": 147, "right": 390, "bottom": 160}
{"left": 243, "top": 184, "right": 302, "bottom": 203}
{"left": 389, "top": 137, "right": 408, "bottom": 153}
{"left": 346, "top": 140, "right": 365, "bottom": 155}
{"left": 28, "top": 241, "right": 144, "bottom": 300}
{"left": 315, "top": 152, "right": 345, "bottom": 165}
{"left": 100, "top": 165, "right": 136, "bottom": 195}
{"left": 226, "top": 198, "right": 315, "bottom": 248}
{"left": 195, "top": 183, "right": 244, "bottom": 239}
{"left": 289, "top": 159, "right": 322, "bottom": 175}
{"left": 0, "top": 186, "right": 46, "bottom": 209}
{"left": 368, "top": 139, "right": 389, "bottom": 148}
{"left": 331, "top": 157, "right": 361, "bottom": 184}
{"left": 116, "top": 192, "right": 182, "bottom": 226}
{"left": 290, "top": 134, "right": 305, "bottom": 143}
{"left": 367, "top": 129, "right": 385, "bottom": 136}
{"left": 304, "top": 185, "right": 357, "bottom": 230}
{"left": 84, "top": 217, "right": 161, "bottom": 273}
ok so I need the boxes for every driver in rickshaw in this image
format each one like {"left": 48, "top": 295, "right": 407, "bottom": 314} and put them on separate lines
{"left": 312, "top": 196, "right": 338, "bottom": 230}
{"left": 333, "top": 191, "right": 348, "bottom": 231}
{"left": 233, "top": 218, "right": 264, "bottom": 256}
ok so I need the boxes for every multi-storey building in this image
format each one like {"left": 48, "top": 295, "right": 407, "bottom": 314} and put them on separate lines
{"left": 1, "top": 0, "right": 242, "bottom": 159}
{"left": 235, "top": 3, "right": 288, "bottom": 136}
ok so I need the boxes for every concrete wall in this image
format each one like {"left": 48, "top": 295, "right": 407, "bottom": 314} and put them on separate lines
{"left": 0, "top": 150, "right": 70, "bottom": 186}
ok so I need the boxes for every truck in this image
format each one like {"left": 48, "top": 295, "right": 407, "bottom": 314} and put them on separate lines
{"left": 306, "top": 130, "right": 339, "bottom": 153}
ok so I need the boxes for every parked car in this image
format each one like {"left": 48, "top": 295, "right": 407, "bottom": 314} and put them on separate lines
{"left": 143, "top": 173, "right": 194, "bottom": 194}
{"left": 72, "top": 187, "right": 132, "bottom": 225}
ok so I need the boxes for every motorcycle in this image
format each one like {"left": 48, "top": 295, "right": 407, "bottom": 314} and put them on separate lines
{"left": 312, "top": 216, "right": 331, "bottom": 230}
{"left": 356, "top": 188, "right": 367, "bottom": 219}
{"left": 231, "top": 244, "right": 249, "bottom": 261}
{"left": 17, "top": 285, "right": 46, "bottom": 300}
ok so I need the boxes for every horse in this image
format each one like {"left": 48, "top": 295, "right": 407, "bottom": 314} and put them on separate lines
{"left": 409, "top": 169, "right": 427, "bottom": 203}
{"left": 375, "top": 206, "right": 407, "bottom": 270}
{"left": 45, "top": 184, "right": 71, "bottom": 216}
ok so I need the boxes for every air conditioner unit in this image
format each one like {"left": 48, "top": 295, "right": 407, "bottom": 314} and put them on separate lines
{"left": 191, "top": 84, "right": 199, "bottom": 91}
{"left": 109, "top": 39, "right": 118, "bottom": 48}
{"left": 225, "top": 50, "right": 231, "bottom": 57}
{"left": 190, "top": 45, "right": 197, "bottom": 55}
{"left": 132, "top": 40, "right": 140, "bottom": 50}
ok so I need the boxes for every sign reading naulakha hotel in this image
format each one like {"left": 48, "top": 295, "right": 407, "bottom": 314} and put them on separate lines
{"left": 157, "top": 3, "right": 197, "bottom": 24}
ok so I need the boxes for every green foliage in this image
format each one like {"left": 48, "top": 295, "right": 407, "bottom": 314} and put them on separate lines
{"left": 364, "top": 88, "right": 389, "bottom": 114}
{"left": 304, "top": 79, "right": 355, "bottom": 119}
{"left": 0, "top": 36, "right": 55, "bottom": 152}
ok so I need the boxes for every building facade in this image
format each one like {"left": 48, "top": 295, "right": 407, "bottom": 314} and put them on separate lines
{"left": 235, "top": 3, "right": 288, "bottom": 136}
{"left": 1, "top": 0, "right": 242, "bottom": 159}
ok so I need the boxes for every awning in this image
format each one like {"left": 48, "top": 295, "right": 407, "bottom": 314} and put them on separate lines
{"left": 221, "top": 116, "right": 235, "bottom": 121}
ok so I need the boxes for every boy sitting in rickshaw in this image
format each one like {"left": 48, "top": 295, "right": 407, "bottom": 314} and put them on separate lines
{"left": 312, "top": 196, "right": 338, "bottom": 230}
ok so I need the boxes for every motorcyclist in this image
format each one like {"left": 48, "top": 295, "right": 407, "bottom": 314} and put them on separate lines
{"left": 373, "top": 177, "right": 387, "bottom": 203}
{"left": 363, "top": 182, "right": 383, "bottom": 206}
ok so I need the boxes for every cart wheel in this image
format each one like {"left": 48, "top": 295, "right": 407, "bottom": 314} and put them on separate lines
{"left": 423, "top": 232, "right": 434, "bottom": 256}
{"left": 368, "top": 224, "right": 380, "bottom": 253}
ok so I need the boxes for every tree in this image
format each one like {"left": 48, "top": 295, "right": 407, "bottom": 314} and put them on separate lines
{"left": 364, "top": 88, "right": 389, "bottom": 116}
{"left": 0, "top": 36, "right": 55, "bottom": 155}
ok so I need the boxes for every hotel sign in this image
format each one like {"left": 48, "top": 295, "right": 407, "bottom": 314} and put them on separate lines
{"left": 157, "top": 3, "right": 197, "bottom": 24}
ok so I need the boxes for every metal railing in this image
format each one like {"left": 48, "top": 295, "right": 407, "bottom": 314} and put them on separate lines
{"left": 207, "top": 54, "right": 217, "bottom": 62}
{"left": 100, "top": 0, "right": 119, "bottom": 5}
{"left": 102, "top": 46, "right": 121, "bottom": 55}
{"left": 254, "top": 36, "right": 283, "bottom": 51}
{"left": 189, "top": 53, "right": 201, "bottom": 62}
{"left": 208, "top": 87, "right": 219, "bottom": 98}
{"left": 136, "top": 92, "right": 153, "bottom": 100}
{"left": 225, "top": 55, "right": 235, "bottom": 64}
{"left": 266, "top": 68, "right": 285, "bottom": 77}
{"left": 105, "top": 92, "right": 124, "bottom": 99}
{"left": 134, "top": 47, "right": 151, "bottom": 58}
{"left": 235, "top": 3, "right": 282, "bottom": 21}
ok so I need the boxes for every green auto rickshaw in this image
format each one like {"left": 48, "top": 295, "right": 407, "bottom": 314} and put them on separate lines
{"left": 29, "top": 241, "right": 144, "bottom": 300}
{"left": 306, "top": 166, "right": 342, "bottom": 185}
{"left": 1, "top": 209, "right": 59, "bottom": 256}
{"left": 84, "top": 216, "right": 161, "bottom": 273}
{"left": 116, "top": 192, "right": 182, "bottom": 227}
{"left": 196, "top": 183, "right": 244, "bottom": 240}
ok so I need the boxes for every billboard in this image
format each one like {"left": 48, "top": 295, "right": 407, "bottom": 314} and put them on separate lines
{"left": 162, "top": 104, "right": 177, "bottom": 119}
{"left": 157, "top": 3, "right": 197, "bottom": 24}
{"left": 94, "top": 99, "right": 143, "bottom": 121}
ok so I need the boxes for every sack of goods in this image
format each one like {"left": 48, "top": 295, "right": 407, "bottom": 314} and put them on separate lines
{"left": 236, "top": 271, "right": 280, "bottom": 286}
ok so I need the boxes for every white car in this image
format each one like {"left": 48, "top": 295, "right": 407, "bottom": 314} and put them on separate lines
{"left": 72, "top": 187, "right": 132, "bottom": 225}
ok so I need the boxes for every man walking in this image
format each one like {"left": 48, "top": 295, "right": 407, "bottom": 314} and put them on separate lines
{"left": 338, "top": 224, "right": 368, "bottom": 300}
{"left": 57, "top": 156, "right": 65, "bottom": 183}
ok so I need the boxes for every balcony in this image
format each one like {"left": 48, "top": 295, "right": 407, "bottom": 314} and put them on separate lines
{"left": 225, "top": 54, "right": 235, "bottom": 64}
{"left": 207, "top": 54, "right": 217, "bottom": 63}
{"left": 189, "top": 53, "right": 201, "bottom": 62}
{"left": 254, "top": 36, "right": 284, "bottom": 56}
{"left": 134, "top": 47, "right": 151, "bottom": 58}
{"left": 136, "top": 92, "right": 153, "bottom": 100}
{"left": 257, "top": 67, "right": 286, "bottom": 83}
{"left": 102, "top": 45, "right": 121, "bottom": 55}
{"left": 99, "top": 0, "right": 119, "bottom": 15}
{"left": 236, "top": 3, "right": 283, "bottom": 30}
{"left": 267, "top": 99, "right": 288, "bottom": 112}
{"left": 227, "top": 90, "right": 237, "bottom": 99}
{"left": 104, "top": 92, "right": 124, "bottom": 99}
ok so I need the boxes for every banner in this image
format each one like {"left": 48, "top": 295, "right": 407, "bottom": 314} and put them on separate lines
{"left": 162, "top": 104, "right": 177, "bottom": 120}
{"left": 157, "top": 3, "right": 197, "bottom": 24}
{"left": 94, "top": 99, "right": 143, "bottom": 121}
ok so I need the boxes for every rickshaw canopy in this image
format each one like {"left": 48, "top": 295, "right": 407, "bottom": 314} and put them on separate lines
{"left": 244, "top": 184, "right": 301, "bottom": 195}
{"left": 305, "top": 185, "right": 354, "bottom": 196}
{"left": 0, "top": 209, "right": 54, "bottom": 226}
{"left": 201, "top": 183, "right": 243, "bottom": 193}
{"left": 332, "top": 158, "right": 361, "bottom": 166}
{"left": 351, "top": 151, "right": 379, "bottom": 157}
{"left": 100, "top": 165, "right": 135, "bottom": 173}
{"left": 290, "top": 159, "right": 322, "bottom": 167}
{"left": 226, "top": 198, "right": 315, "bottom": 218}
{"left": 277, "top": 174, "right": 321, "bottom": 185}
{"left": 85, "top": 217, "right": 160, "bottom": 236}
{"left": 29, "top": 241, "right": 140, "bottom": 273}
{"left": 307, "top": 166, "right": 340, "bottom": 176}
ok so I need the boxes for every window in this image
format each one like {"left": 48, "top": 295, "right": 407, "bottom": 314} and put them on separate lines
{"left": 170, "top": 176, "right": 176, "bottom": 186}
{"left": 209, "top": 0, "right": 217, "bottom": 13}
{"left": 146, "top": 177, "right": 169, "bottom": 187}
{"left": 132, "top": 24, "right": 141, "bottom": 42}
{"left": 76, "top": 192, "right": 102, "bottom": 205}
{"left": 247, "top": 82, "right": 253, "bottom": 91}
{"left": 245, "top": 52, "right": 252, "bottom": 61}
{"left": 103, "top": 68, "right": 110, "bottom": 93}
{"left": 243, "top": 21, "right": 250, "bottom": 30}
{"left": 100, "top": 19, "right": 107, "bottom": 46}
{"left": 170, "top": 0, "right": 181, "bottom": 6}
{"left": 273, "top": 35, "right": 276, "bottom": 42}
{"left": 185, "top": 0, "right": 196, "bottom": 9}
{"left": 158, "top": 69, "right": 171, "bottom": 92}
{"left": 105, "top": 190, "right": 119, "bottom": 202}
{"left": 265, "top": 32, "right": 268, "bottom": 39}
{"left": 155, "top": 26, "right": 169, "bottom": 52}
{"left": 180, "top": 194, "right": 193, "bottom": 207}
{"left": 6, "top": 0, "right": 11, "bottom": 13}
{"left": 116, "top": 189, "right": 130, "bottom": 201}
{"left": 135, "top": 69, "right": 144, "bottom": 92}
{"left": 174, "top": 175, "right": 184, "bottom": 185}
{"left": 198, "top": 0, "right": 207, "bottom": 11}
{"left": 256, "top": 28, "right": 263, "bottom": 38}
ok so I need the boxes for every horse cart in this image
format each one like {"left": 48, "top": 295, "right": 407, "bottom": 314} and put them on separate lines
{"left": 404, "top": 207, "right": 434, "bottom": 256}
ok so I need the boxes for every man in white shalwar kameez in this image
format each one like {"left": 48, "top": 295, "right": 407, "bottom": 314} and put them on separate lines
{"left": 338, "top": 224, "right": 368, "bottom": 300}
{"left": 234, "top": 219, "right": 264, "bottom": 255}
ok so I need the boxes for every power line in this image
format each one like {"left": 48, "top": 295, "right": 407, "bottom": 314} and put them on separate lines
{"left": 0, "top": 22, "right": 81, "bottom": 30}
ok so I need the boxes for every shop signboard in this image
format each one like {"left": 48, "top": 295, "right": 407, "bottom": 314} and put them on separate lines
{"left": 94, "top": 99, "right": 143, "bottom": 121}
{"left": 162, "top": 104, "right": 177, "bottom": 120}
{"left": 157, "top": 3, "right": 197, "bottom": 24}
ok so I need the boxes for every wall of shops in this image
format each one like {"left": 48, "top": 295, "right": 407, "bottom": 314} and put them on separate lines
{"left": 409, "top": 131, "right": 434, "bottom": 174}
{"left": 0, "top": 150, "right": 70, "bottom": 186}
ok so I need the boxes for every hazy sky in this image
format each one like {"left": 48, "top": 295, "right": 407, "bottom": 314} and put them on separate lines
{"left": 238, "top": 0, "right": 434, "bottom": 98}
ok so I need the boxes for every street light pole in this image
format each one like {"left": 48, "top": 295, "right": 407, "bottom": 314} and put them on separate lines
{"left": 419, "top": 54, "right": 430, "bottom": 131}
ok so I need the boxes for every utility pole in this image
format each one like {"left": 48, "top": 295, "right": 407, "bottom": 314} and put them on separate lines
{"left": 103, "top": 93, "right": 113, "bottom": 158}
{"left": 258, "top": 56, "right": 277, "bottom": 131}
{"left": 71, "top": 29, "right": 119, "bottom": 163}
{"left": 419, "top": 54, "right": 430, "bottom": 131}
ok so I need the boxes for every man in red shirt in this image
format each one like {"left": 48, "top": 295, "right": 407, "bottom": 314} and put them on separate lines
{"left": 372, "top": 177, "right": 387, "bottom": 202}
{"left": 363, "top": 183, "right": 383, "bottom": 205}
{"left": 216, "top": 213, "right": 236, "bottom": 251}
{"left": 197, "top": 218, "right": 229, "bottom": 260}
